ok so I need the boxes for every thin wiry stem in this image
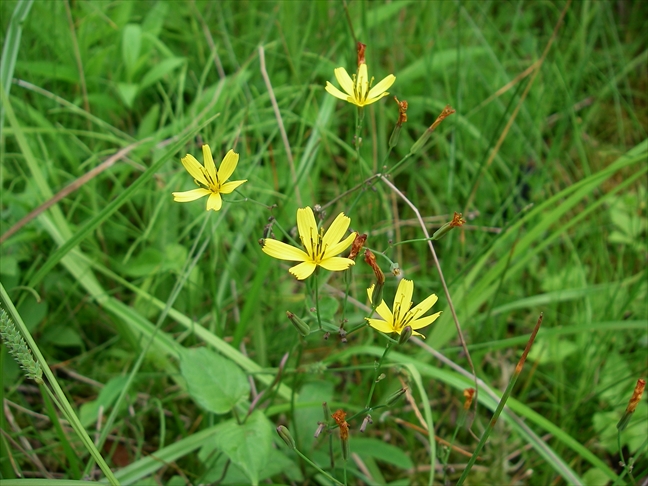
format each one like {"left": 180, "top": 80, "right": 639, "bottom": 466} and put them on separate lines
{"left": 379, "top": 175, "right": 479, "bottom": 414}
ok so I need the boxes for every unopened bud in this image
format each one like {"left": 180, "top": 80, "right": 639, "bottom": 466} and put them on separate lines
{"left": 376, "top": 373, "right": 386, "bottom": 382}
{"left": 410, "top": 105, "right": 455, "bottom": 154}
{"left": 332, "top": 409, "right": 350, "bottom": 461}
{"left": 389, "top": 97, "right": 409, "bottom": 148}
{"left": 348, "top": 234, "right": 367, "bottom": 260}
{"left": 368, "top": 283, "right": 384, "bottom": 309}
{"left": 286, "top": 311, "right": 310, "bottom": 337}
{"left": 463, "top": 388, "right": 475, "bottom": 410}
{"left": 360, "top": 415, "right": 373, "bottom": 433}
{"left": 276, "top": 425, "right": 295, "bottom": 449}
{"left": 432, "top": 212, "right": 466, "bottom": 240}
{"left": 314, "top": 422, "right": 326, "bottom": 438}
{"left": 364, "top": 250, "right": 385, "bottom": 285}
{"left": 357, "top": 42, "right": 366, "bottom": 67}
{"left": 386, "top": 387, "right": 407, "bottom": 406}
{"left": 617, "top": 379, "right": 646, "bottom": 431}
{"left": 339, "top": 328, "right": 348, "bottom": 344}
{"left": 323, "top": 402, "right": 331, "bottom": 422}
{"left": 398, "top": 326, "right": 413, "bottom": 344}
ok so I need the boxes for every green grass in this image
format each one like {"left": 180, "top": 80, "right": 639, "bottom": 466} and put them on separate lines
{"left": 1, "top": 1, "right": 646, "bottom": 485}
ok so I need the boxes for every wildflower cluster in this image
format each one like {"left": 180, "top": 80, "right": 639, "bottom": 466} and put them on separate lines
{"left": 170, "top": 41, "right": 458, "bottom": 482}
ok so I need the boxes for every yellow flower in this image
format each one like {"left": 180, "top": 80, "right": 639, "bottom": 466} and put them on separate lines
{"left": 366, "top": 279, "right": 441, "bottom": 338}
{"left": 261, "top": 207, "right": 357, "bottom": 280}
{"left": 172, "top": 145, "right": 247, "bottom": 212}
{"left": 325, "top": 63, "right": 395, "bottom": 107}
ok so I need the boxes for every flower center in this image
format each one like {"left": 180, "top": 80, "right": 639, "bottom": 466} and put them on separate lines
{"left": 302, "top": 227, "right": 328, "bottom": 264}
{"left": 197, "top": 167, "right": 220, "bottom": 192}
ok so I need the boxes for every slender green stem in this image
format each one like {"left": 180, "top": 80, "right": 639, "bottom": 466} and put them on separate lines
{"left": 313, "top": 269, "right": 323, "bottom": 330}
{"left": 0, "top": 284, "right": 120, "bottom": 486}
{"left": 364, "top": 340, "right": 393, "bottom": 409}
{"left": 293, "top": 448, "right": 345, "bottom": 486}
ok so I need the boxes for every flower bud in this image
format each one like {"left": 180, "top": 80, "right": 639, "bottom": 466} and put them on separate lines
{"left": 432, "top": 212, "right": 466, "bottom": 241}
{"left": 617, "top": 379, "right": 646, "bottom": 431}
{"left": 332, "top": 409, "right": 350, "bottom": 461}
{"left": 369, "top": 283, "right": 384, "bottom": 309}
{"left": 276, "top": 425, "right": 296, "bottom": 449}
{"left": 348, "top": 234, "right": 367, "bottom": 261}
{"left": 357, "top": 42, "right": 366, "bottom": 67}
{"left": 463, "top": 388, "right": 475, "bottom": 410}
{"left": 386, "top": 387, "right": 407, "bottom": 406}
{"left": 410, "top": 105, "right": 455, "bottom": 155}
{"left": 286, "top": 311, "right": 310, "bottom": 337}
{"left": 322, "top": 402, "right": 331, "bottom": 422}
{"left": 398, "top": 326, "right": 413, "bottom": 344}
{"left": 360, "top": 415, "right": 373, "bottom": 433}
{"left": 364, "top": 250, "right": 385, "bottom": 285}
{"left": 314, "top": 422, "right": 326, "bottom": 438}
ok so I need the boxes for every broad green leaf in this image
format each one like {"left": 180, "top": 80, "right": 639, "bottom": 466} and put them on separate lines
{"left": 142, "top": 1, "right": 169, "bottom": 36}
{"left": 122, "top": 23, "right": 142, "bottom": 78}
{"left": 139, "top": 57, "right": 185, "bottom": 90}
{"left": 80, "top": 376, "right": 130, "bottom": 427}
{"left": 351, "top": 438, "right": 414, "bottom": 469}
{"left": 117, "top": 82, "right": 139, "bottom": 108}
{"left": 200, "top": 446, "right": 302, "bottom": 484}
{"left": 214, "top": 411, "right": 274, "bottom": 485}
{"left": 180, "top": 347, "right": 249, "bottom": 414}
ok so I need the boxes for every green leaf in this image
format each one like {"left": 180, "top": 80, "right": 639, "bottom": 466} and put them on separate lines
{"left": 142, "top": 1, "right": 169, "bottom": 36}
{"left": 351, "top": 438, "right": 414, "bottom": 469}
{"left": 139, "top": 57, "right": 185, "bottom": 90}
{"left": 122, "top": 23, "right": 142, "bottom": 78}
{"left": 117, "top": 82, "right": 139, "bottom": 108}
{"left": 180, "top": 347, "right": 249, "bottom": 414}
{"left": 214, "top": 411, "right": 274, "bottom": 485}
{"left": 80, "top": 376, "right": 130, "bottom": 427}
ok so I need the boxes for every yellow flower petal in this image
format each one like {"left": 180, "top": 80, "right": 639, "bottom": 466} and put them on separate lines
{"left": 172, "top": 188, "right": 211, "bottom": 202}
{"left": 362, "top": 92, "right": 391, "bottom": 106}
{"left": 289, "top": 261, "right": 317, "bottom": 280}
{"left": 206, "top": 192, "right": 222, "bottom": 211}
{"left": 218, "top": 149, "right": 239, "bottom": 182}
{"left": 325, "top": 82, "right": 352, "bottom": 102}
{"left": 394, "top": 279, "right": 414, "bottom": 316}
{"left": 220, "top": 179, "right": 247, "bottom": 194}
{"left": 356, "top": 63, "right": 369, "bottom": 100}
{"left": 261, "top": 239, "right": 309, "bottom": 262}
{"left": 409, "top": 293, "right": 439, "bottom": 318}
{"left": 374, "top": 300, "right": 393, "bottom": 324}
{"left": 181, "top": 154, "right": 209, "bottom": 186}
{"left": 333, "top": 67, "right": 354, "bottom": 96}
{"left": 325, "top": 232, "right": 356, "bottom": 259}
{"left": 319, "top": 257, "right": 354, "bottom": 272}
{"left": 322, "top": 212, "right": 351, "bottom": 250}
{"left": 367, "top": 74, "right": 396, "bottom": 100}
{"left": 366, "top": 317, "right": 394, "bottom": 334}
{"left": 409, "top": 311, "right": 442, "bottom": 330}
{"left": 296, "top": 207, "right": 318, "bottom": 256}
{"left": 202, "top": 144, "right": 217, "bottom": 182}
{"left": 367, "top": 284, "right": 375, "bottom": 304}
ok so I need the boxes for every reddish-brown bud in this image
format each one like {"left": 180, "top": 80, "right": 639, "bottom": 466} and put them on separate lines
{"left": 432, "top": 212, "right": 467, "bottom": 241}
{"left": 394, "top": 97, "right": 408, "bottom": 126}
{"left": 356, "top": 42, "right": 366, "bottom": 67}
{"left": 463, "top": 388, "right": 476, "bottom": 410}
{"left": 348, "top": 233, "right": 367, "bottom": 261}
{"left": 617, "top": 379, "right": 646, "bottom": 431}
{"left": 364, "top": 250, "right": 385, "bottom": 285}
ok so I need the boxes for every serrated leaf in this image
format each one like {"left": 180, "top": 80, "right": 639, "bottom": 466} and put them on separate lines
{"left": 214, "top": 411, "right": 274, "bottom": 485}
{"left": 180, "top": 347, "right": 249, "bottom": 414}
{"left": 122, "top": 23, "right": 142, "bottom": 78}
